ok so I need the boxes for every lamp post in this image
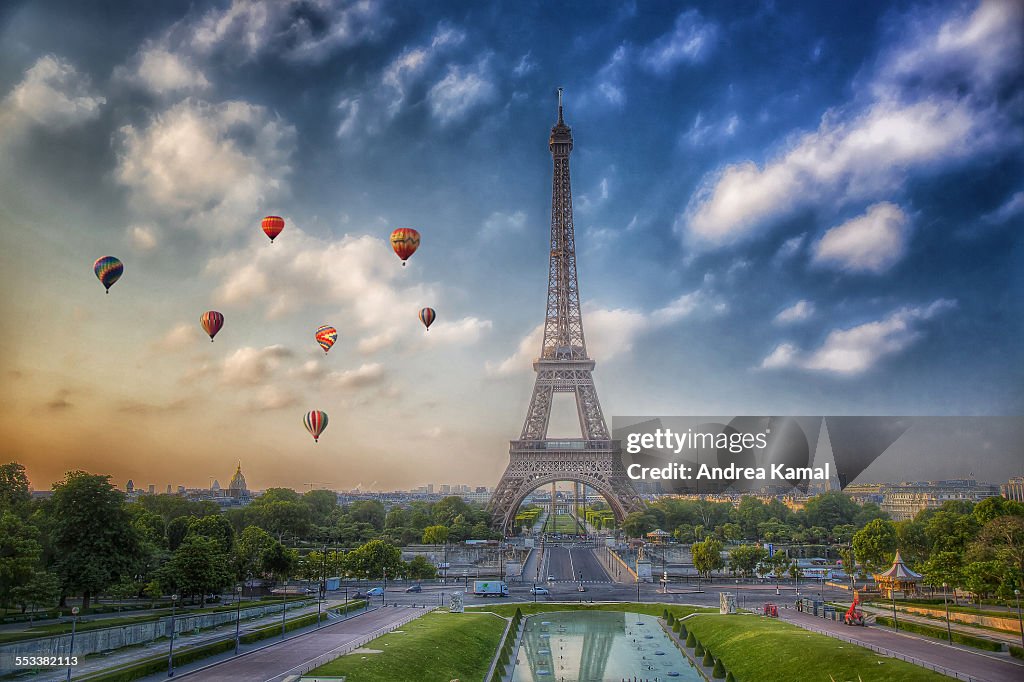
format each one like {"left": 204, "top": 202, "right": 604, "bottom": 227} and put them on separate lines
{"left": 382, "top": 567, "right": 387, "bottom": 606}
{"left": 533, "top": 582, "right": 537, "bottom": 603}
{"left": 942, "top": 583, "right": 952, "bottom": 644}
{"left": 319, "top": 544, "right": 328, "bottom": 628}
{"left": 167, "top": 594, "right": 178, "bottom": 677}
{"left": 66, "top": 606, "right": 79, "bottom": 682}
{"left": 891, "top": 588, "right": 899, "bottom": 632}
{"left": 636, "top": 574, "right": 641, "bottom": 603}
{"left": 281, "top": 580, "right": 287, "bottom": 638}
{"left": 344, "top": 587, "right": 349, "bottom": 617}
{"left": 1015, "top": 589, "right": 1023, "bottom": 649}
{"left": 234, "top": 585, "right": 243, "bottom": 655}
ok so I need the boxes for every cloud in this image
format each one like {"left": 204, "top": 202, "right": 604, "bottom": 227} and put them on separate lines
{"left": 424, "top": 317, "right": 492, "bottom": 345}
{"left": 325, "top": 362, "right": 386, "bottom": 389}
{"left": 121, "top": 47, "right": 210, "bottom": 94}
{"left": 981, "top": 190, "right": 1024, "bottom": 225}
{"left": 427, "top": 61, "right": 496, "bottom": 126}
{"left": 487, "top": 290, "right": 720, "bottom": 376}
{"left": 129, "top": 224, "right": 159, "bottom": 251}
{"left": 207, "top": 226, "right": 491, "bottom": 353}
{"left": 248, "top": 386, "right": 299, "bottom": 411}
{"left": 678, "top": 0, "right": 1020, "bottom": 248}
{"left": 480, "top": 210, "right": 527, "bottom": 239}
{"left": 812, "top": 202, "right": 912, "bottom": 274}
{"left": 2, "top": 55, "right": 105, "bottom": 131}
{"left": 642, "top": 9, "right": 718, "bottom": 73}
{"left": 576, "top": 177, "right": 610, "bottom": 214}
{"left": 682, "top": 112, "right": 739, "bottom": 146}
{"left": 594, "top": 44, "right": 629, "bottom": 107}
{"left": 46, "top": 389, "right": 74, "bottom": 411}
{"left": 380, "top": 24, "right": 465, "bottom": 120}
{"left": 774, "top": 300, "right": 815, "bottom": 324}
{"left": 115, "top": 98, "right": 295, "bottom": 234}
{"left": 152, "top": 323, "right": 202, "bottom": 352}
{"left": 188, "top": 0, "right": 386, "bottom": 63}
{"left": 513, "top": 51, "right": 536, "bottom": 77}
{"left": 760, "top": 299, "right": 956, "bottom": 375}
{"left": 221, "top": 345, "right": 294, "bottom": 386}
{"left": 117, "top": 398, "right": 188, "bottom": 415}
{"left": 774, "top": 233, "right": 806, "bottom": 261}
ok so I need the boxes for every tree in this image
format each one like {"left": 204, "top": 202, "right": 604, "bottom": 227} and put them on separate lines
{"left": 692, "top": 538, "right": 724, "bottom": 579}
{"left": 343, "top": 539, "right": 403, "bottom": 580}
{"left": 727, "top": 545, "right": 767, "bottom": 578}
{"left": 622, "top": 512, "right": 657, "bottom": 539}
{"left": 188, "top": 514, "right": 235, "bottom": 553}
{"left": 852, "top": 519, "right": 897, "bottom": 573}
{"left": 422, "top": 525, "right": 450, "bottom": 545}
{"left": 0, "top": 511, "right": 41, "bottom": 607}
{"left": 719, "top": 523, "right": 742, "bottom": 543}
{"left": 10, "top": 570, "right": 60, "bottom": 622}
{"left": 733, "top": 497, "right": 768, "bottom": 539}
{"left": 406, "top": 555, "right": 437, "bottom": 580}
{"left": 166, "top": 536, "right": 230, "bottom": 605}
{"left": 261, "top": 542, "right": 297, "bottom": 581}
{"left": 234, "top": 526, "right": 275, "bottom": 580}
{"left": 673, "top": 524, "right": 695, "bottom": 544}
{"left": 49, "top": 472, "right": 140, "bottom": 610}
{"left": 922, "top": 551, "right": 964, "bottom": 590}
{"left": 303, "top": 490, "right": 337, "bottom": 525}
{"left": 0, "top": 462, "right": 30, "bottom": 515}
{"left": 166, "top": 516, "right": 193, "bottom": 551}
{"left": 802, "top": 492, "right": 860, "bottom": 530}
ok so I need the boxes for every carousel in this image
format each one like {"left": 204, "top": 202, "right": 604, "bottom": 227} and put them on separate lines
{"left": 873, "top": 550, "right": 923, "bottom": 598}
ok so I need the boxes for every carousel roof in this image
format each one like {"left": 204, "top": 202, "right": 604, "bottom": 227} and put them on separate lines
{"left": 875, "top": 550, "right": 923, "bottom": 581}
{"left": 646, "top": 528, "right": 671, "bottom": 537}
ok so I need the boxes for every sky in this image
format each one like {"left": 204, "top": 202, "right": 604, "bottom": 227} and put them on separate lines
{"left": 0, "top": 0, "right": 1021, "bottom": 493}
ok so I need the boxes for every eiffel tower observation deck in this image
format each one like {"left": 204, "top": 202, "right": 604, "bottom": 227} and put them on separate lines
{"left": 489, "top": 91, "right": 643, "bottom": 535}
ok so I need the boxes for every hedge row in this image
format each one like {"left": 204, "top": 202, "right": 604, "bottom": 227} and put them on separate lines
{"left": 677, "top": 616, "right": 730, "bottom": 680}
{"left": 1008, "top": 644, "right": 1023, "bottom": 660}
{"left": 490, "top": 607, "right": 524, "bottom": 681}
{"left": 873, "top": 615, "right": 1003, "bottom": 652}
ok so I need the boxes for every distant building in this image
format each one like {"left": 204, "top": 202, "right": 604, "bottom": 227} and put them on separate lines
{"left": 881, "top": 480, "right": 1000, "bottom": 520}
{"left": 165, "top": 484, "right": 172, "bottom": 494}
{"left": 227, "top": 462, "right": 250, "bottom": 502}
{"left": 1001, "top": 476, "right": 1024, "bottom": 502}
{"left": 177, "top": 485, "right": 186, "bottom": 494}
{"left": 148, "top": 484, "right": 155, "bottom": 495}
{"left": 439, "top": 484, "right": 451, "bottom": 494}
{"left": 126, "top": 479, "right": 134, "bottom": 494}
{"left": 211, "top": 479, "right": 221, "bottom": 492}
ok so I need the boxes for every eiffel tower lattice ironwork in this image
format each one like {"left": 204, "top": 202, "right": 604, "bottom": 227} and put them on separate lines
{"left": 489, "top": 91, "right": 643, "bottom": 534}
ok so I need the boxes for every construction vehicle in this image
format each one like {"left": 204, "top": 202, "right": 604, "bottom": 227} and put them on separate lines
{"left": 844, "top": 590, "right": 865, "bottom": 626}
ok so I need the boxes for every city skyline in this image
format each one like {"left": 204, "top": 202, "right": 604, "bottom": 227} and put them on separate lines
{"left": 1, "top": 0, "right": 1021, "bottom": 492}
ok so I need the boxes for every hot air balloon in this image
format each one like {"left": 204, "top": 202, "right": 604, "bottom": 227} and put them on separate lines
{"left": 262, "top": 216, "right": 285, "bottom": 243}
{"left": 315, "top": 325, "right": 338, "bottom": 354}
{"left": 93, "top": 256, "right": 123, "bottom": 293}
{"left": 200, "top": 311, "right": 224, "bottom": 342}
{"left": 419, "top": 307, "right": 436, "bottom": 331}
{"left": 390, "top": 228, "right": 420, "bottom": 265}
{"left": 304, "top": 410, "right": 328, "bottom": 443}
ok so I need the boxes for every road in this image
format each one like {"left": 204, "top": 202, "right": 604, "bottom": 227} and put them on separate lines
{"left": 172, "top": 606, "right": 424, "bottom": 682}
{"left": 545, "top": 546, "right": 612, "bottom": 583}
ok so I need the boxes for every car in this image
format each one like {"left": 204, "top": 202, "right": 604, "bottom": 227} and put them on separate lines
{"left": 350, "top": 591, "right": 366, "bottom": 600}
{"left": 577, "top": 585, "right": 587, "bottom": 592}
{"left": 405, "top": 584, "right": 422, "bottom": 593}
{"left": 529, "top": 586, "right": 550, "bottom": 595}
{"left": 366, "top": 587, "right": 384, "bottom": 596}
{"left": 547, "top": 575, "right": 555, "bottom": 582}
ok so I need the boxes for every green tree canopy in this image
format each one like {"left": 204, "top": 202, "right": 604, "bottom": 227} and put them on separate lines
{"left": 343, "top": 539, "right": 403, "bottom": 580}
{"left": 422, "top": 525, "right": 450, "bottom": 544}
{"left": 0, "top": 462, "right": 30, "bottom": 515}
{"left": 852, "top": 518, "right": 898, "bottom": 573}
{"left": 692, "top": 537, "right": 724, "bottom": 579}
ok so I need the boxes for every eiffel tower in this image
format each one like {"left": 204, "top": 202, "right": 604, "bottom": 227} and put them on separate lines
{"left": 489, "top": 91, "right": 643, "bottom": 535}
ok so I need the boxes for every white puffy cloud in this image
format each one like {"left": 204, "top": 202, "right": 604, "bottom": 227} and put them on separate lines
{"left": 642, "top": 9, "right": 717, "bottom": 73}
{"left": 128, "top": 224, "right": 159, "bottom": 251}
{"left": 812, "top": 202, "right": 912, "bottom": 274}
{"left": 221, "top": 345, "right": 293, "bottom": 386}
{"left": 480, "top": 210, "right": 527, "bottom": 239}
{"left": 679, "top": 0, "right": 1020, "bottom": 248}
{"left": 152, "top": 323, "right": 202, "bottom": 352}
{"left": 3, "top": 55, "right": 105, "bottom": 131}
{"left": 188, "top": 0, "right": 386, "bottom": 62}
{"left": 760, "top": 299, "right": 956, "bottom": 375}
{"left": 249, "top": 385, "right": 299, "bottom": 411}
{"left": 115, "top": 98, "right": 295, "bottom": 234}
{"left": 207, "top": 226, "right": 491, "bottom": 354}
{"left": 487, "top": 290, "right": 719, "bottom": 377}
{"left": 427, "top": 61, "right": 496, "bottom": 126}
{"left": 123, "top": 47, "right": 210, "bottom": 94}
{"left": 774, "top": 300, "right": 815, "bottom": 324}
{"left": 982, "top": 191, "right": 1024, "bottom": 225}
{"left": 325, "top": 362, "right": 386, "bottom": 389}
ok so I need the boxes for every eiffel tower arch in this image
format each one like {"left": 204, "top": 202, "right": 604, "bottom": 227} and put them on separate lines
{"left": 489, "top": 91, "right": 644, "bottom": 535}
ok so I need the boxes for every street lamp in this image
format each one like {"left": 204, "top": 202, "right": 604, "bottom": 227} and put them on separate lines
{"left": 942, "top": 583, "right": 952, "bottom": 644}
{"left": 66, "top": 606, "right": 79, "bottom": 682}
{"left": 382, "top": 567, "right": 387, "bottom": 607}
{"left": 636, "top": 574, "right": 641, "bottom": 603}
{"left": 533, "top": 582, "right": 537, "bottom": 603}
{"left": 319, "top": 544, "right": 328, "bottom": 628}
{"left": 167, "top": 594, "right": 178, "bottom": 677}
{"left": 891, "top": 588, "right": 899, "bottom": 632}
{"left": 1015, "top": 589, "right": 1023, "bottom": 649}
{"left": 281, "top": 579, "right": 288, "bottom": 638}
{"left": 233, "top": 585, "right": 244, "bottom": 654}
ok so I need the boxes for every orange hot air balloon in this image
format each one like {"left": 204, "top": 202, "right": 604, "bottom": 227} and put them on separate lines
{"left": 200, "top": 311, "right": 224, "bottom": 341}
{"left": 390, "top": 228, "right": 420, "bottom": 265}
{"left": 262, "top": 216, "right": 285, "bottom": 243}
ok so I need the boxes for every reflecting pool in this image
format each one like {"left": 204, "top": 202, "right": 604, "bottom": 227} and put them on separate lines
{"left": 510, "top": 611, "right": 702, "bottom": 681}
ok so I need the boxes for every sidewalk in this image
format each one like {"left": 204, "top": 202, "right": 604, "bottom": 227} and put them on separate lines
{"left": 780, "top": 608, "right": 1024, "bottom": 682}
{"left": 858, "top": 602, "right": 1022, "bottom": 647}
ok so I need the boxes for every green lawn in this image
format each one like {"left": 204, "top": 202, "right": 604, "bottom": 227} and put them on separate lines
{"left": 468, "top": 601, "right": 714, "bottom": 619}
{"left": 683, "top": 613, "right": 951, "bottom": 682}
{"left": 307, "top": 610, "right": 506, "bottom": 681}
{"left": 543, "top": 513, "right": 584, "bottom": 533}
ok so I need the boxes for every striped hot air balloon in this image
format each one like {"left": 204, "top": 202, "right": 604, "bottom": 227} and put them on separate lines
{"left": 93, "top": 256, "right": 123, "bottom": 293}
{"left": 200, "top": 311, "right": 224, "bottom": 342}
{"left": 304, "top": 410, "right": 328, "bottom": 443}
{"left": 262, "top": 216, "right": 285, "bottom": 243}
{"left": 389, "top": 228, "right": 420, "bottom": 265}
{"left": 315, "top": 325, "right": 338, "bottom": 354}
{"left": 419, "top": 307, "right": 436, "bottom": 331}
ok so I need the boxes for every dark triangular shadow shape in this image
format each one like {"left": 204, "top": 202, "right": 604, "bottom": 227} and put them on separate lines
{"left": 825, "top": 417, "right": 914, "bottom": 488}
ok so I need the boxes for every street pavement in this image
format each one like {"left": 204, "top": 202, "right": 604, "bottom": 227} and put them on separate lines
{"left": 174, "top": 605, "right": 425, "bottom": 682}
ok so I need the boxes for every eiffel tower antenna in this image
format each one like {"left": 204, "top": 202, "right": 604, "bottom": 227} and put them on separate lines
{"left": 489, "top": 90, "right": 643, "bottom": 535}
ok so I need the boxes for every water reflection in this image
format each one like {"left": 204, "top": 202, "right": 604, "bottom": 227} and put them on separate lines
{"left": 511, "top": 612, "right": 701, "bottom": 682}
